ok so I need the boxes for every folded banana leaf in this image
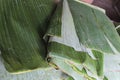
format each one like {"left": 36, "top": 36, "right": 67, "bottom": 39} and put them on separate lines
{"left": 0, "top": 54, "right": 70, "bottom": 80}
{"left": 67, "top": 0, "right": 120, "bottom": 54}
{"left": 1, "top": 0, "right": 120, "bottom": 80}
{"left": 46, "top": 0, "right": 120, "bottom": 80}
{"left": 0, "top": 0, "right": 55, "bottom": 73}
{"left": 48, "top": 42, "right": 103, "bottom": 80}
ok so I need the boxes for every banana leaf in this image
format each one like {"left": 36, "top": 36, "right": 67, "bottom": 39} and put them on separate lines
{"left": 116, "top": 25, "right": 120, "bottom": 35}
{"left": 0, "top": 55, "right": 68, "bottom": 80}
{"left": 48, "top": 42, "right": 103, "bottom": 80}
{"left": 104, "top": 53, "right": 120, "bottom": 80}
{"left": 46, "top": 0, "right": 120, "bottom": 80}
{"left": 67, "top": 0, "right": 120, "bottom": 54}
{"left": 0, "top": 0, "right": 55, "bottom": 73}
{"left": 0, "top": 0, "right": 120, "bottom": 80}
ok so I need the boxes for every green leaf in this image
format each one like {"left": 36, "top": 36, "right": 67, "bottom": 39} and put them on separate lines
{"left": 46, "top": 0, "right": 120, "bottom": 80}
{"left": 45, "top": 1, "right": 63, "bottom": 37}
{"left": 0, "top": 55, "right": 68, "bottom": 80}
{"left": 0, "top": 0, "right": 55, "bottom": 73}
{"left": 67, "top": 0, "right": 120, "bottom": 54}
{"left": 116, "top": 25, "right": 120, "bottom": 35}
{"left": 48, "top": 42, "right": 103, "bottom": 80}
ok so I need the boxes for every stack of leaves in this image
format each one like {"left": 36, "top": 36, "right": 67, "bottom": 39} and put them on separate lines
{"left": 46, "top": 0, "right": 120, "bottom": 79}
{"left": 0, "top": 0, "right": 120, "bottom": 80}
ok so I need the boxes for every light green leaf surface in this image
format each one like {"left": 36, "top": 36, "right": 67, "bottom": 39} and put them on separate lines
{"left": 47, "top": 0, "right": 120, "bottom": 80}
{"left": 48, "top": 42, "right": 103, "bottom": 80}
{"left": 67, "top": 0, "right": 120, "bottom": 54}
{"left": 0, "top": 55, "right": 67, "bottom": 80}
{"left": 104, "top": 54, "right": 120, "bottom": 80}
{"left": 105, "top": 72, "right": 120, "bottom": 80}
{"left": 116, "top": 25, "right": 120, "bottom": 35}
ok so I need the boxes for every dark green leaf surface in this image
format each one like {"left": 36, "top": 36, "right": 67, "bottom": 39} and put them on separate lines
{"left": 45, "top": 1, "right": 63, "bottom": 37}
{"left": 0, "top": 0, "right": 55, "bottom": 73}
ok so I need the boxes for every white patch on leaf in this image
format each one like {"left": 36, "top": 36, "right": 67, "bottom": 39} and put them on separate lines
{"left": 104, "top": 35, "right": 119, "bottom": 54}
